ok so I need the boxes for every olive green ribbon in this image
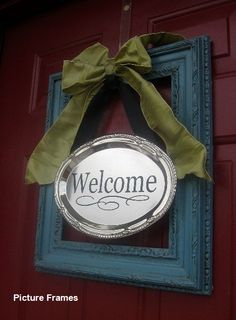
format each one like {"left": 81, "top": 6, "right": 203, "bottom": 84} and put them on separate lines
{"left": 25, "top": 32, "right": 211, "bottom": 185}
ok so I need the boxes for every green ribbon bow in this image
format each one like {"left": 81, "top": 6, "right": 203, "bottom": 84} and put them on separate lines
{"left": 25, "top": 32, "right": 211, "bottom": 185}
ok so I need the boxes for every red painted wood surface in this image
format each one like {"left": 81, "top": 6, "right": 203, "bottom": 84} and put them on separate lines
{"left": 0, "top": 0, "right": 236, "bottom": 319}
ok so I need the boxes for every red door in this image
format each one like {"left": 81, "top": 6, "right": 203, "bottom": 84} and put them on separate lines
{"left": 1, "top": 1, "right": 236, "bottom": 319}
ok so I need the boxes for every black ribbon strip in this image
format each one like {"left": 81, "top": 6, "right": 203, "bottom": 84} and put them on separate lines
{"left": 70, "top": 76, "right": 165, "bottom": 152}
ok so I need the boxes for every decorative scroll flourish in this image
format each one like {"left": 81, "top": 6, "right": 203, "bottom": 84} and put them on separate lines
{"left": 76, "top": 195, "right": 150, "bottom": 211}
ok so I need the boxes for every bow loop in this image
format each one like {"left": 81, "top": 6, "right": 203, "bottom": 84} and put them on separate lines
{"left": 115, "top": 36, "right": 152, "bottom": 74}
{"left": 62, "top": 43, "right": 110, "bottom": 95}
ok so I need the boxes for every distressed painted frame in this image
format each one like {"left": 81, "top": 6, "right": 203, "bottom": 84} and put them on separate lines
{"left": 35, "top": 36, "right": 213, "bottom": 294}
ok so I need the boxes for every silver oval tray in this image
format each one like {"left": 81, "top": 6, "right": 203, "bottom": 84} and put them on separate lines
{"left": 54, "top": 134, "right": 177, "bottom": 239}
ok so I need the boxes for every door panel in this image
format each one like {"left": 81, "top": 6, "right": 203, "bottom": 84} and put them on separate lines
{"left": 131, "top": 0, "right": 236, "bottom": 319}
{"left": 0, "top": 1, "right": 122, "bottom": 319}
{"left": 1, "top": 0, "right": 236, "bottom": 319}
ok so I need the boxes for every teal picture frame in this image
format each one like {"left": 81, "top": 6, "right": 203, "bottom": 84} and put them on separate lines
{"left": 35, "top": 36, "right": 213, "bottom": 294}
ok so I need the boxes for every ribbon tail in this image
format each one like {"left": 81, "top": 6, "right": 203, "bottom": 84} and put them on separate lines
{"left": 121, "top": 68, "right": 211, "bottom": 181}
{"left": 25, "top": 84, "right": 102, "bottom": 185}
